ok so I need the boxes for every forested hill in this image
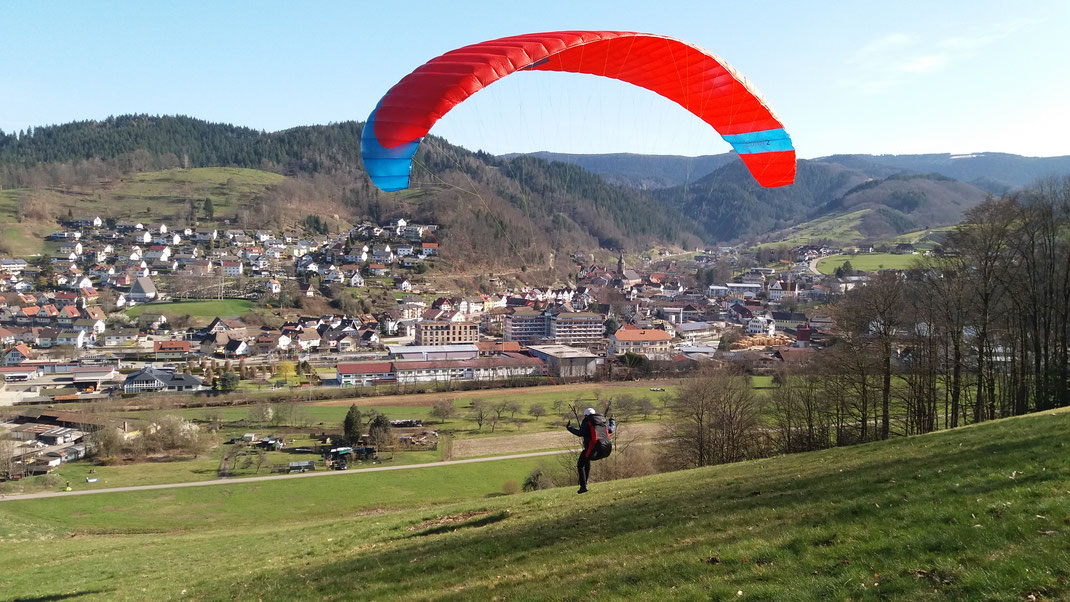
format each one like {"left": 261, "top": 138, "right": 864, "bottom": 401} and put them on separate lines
{"left": 820, "top": 152, "right": 1070, "bottom": 192}
{"left": 0, "top": 115, "right": 362, "bottom": 175}
{"left": 511, "top": 151, "right": 735, "bottom": 189}
{"left": 653, "top": 159, "right": 872, "bottom": 243}
{"left": 0, "top": 116, "right": 703, "bottom": 265}
{"left": 519, "top": 149, "right": 1070, "bottom": 192}
{"left": 653, "top": 159, "right": 992, "bottom": 243}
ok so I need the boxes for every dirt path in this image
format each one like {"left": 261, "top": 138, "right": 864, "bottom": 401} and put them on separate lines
{"left": 452, "top": 422, "right": 663, "bottom": 458}
{"left": 312, "top": 380, "right": 678, "bottom": 408}
{"left": 0, "top": 448, "right": 577, "bottom": 503}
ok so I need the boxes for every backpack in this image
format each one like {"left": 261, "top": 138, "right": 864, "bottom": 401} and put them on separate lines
{"left": 586, "top": 414, "right": 613, "bottom": 459}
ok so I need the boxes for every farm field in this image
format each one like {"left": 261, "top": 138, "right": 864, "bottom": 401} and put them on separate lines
{"left": 129, "top": 380, "right": 678, "bottom": 441}
{"left": 817, "top": 252, "right": 927, "bottom": 274}
{"left": 450, "top": 421, "right": 660, "bottom": 458}
{"left": 311, "top": 380, "right": 676, "bottom": 440}
{"left": 0, "top": 406, "right": 1066, "bottom": 599}
{"left": 3, "top": 381, "right": 678, "bottom": 493}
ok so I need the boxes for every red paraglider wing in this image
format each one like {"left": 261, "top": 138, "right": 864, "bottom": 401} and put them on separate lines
{"left": 367, "top": 31, "right": 794, "bottom": 189}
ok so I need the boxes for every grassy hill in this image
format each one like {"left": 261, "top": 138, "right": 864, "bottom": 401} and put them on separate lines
{"left": 1, "top": 408, "right": 1067, "bottom": 599}
{"left": 0, "top": 116, "right": 706, "bottom": 268}
{"left": 815, "top": 173, "right": 988, "bottom": 239}
{"left": 753, "top": 173, "right": 986, "bottom": 248}
{"left": 754, "top": 208, "right": 870, "bottom": 248}
{"left": 0, "top": 167, "right": 283, "bottom": 256}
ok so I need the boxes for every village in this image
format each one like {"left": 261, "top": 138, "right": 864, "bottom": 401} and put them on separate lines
{"left": 0, "top": 210, "right": 891, "bottom": 478}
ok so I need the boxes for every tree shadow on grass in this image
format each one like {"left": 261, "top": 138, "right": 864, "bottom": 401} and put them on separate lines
{"left": 13, "top": 589, "right": 113, "bottom": 601}
{"left": 410, "top": 511, "right": 510, "bottom": 538}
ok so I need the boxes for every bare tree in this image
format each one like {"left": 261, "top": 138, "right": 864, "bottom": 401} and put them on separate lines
{"left": 834, "top": 271, "right": 905, "bottom": 440}
{"left": 769, "top": 368, "right": 833, "bottom": 453}
{"left": 528, "top": 403, "right": 547, "bottom": 421}
{"left": 469, "top": 401, "right": 490, "bottom": 431}
{"left": 948, "top": 197, "right": 1015, "bottom": 422}
{"left": 431, "top": 399, "right": 457, "bottom": 424}
{"left": 491, "top": 401, "right": 509, "bottom": 422}
{"left": 0, "top": 438, "right": 17, "bottom": 479}
{"left": 505, "top": 401, "right": 522, "bottom": 418}
{"left": 662, "top": 367, "right": 765, "bottom": 469}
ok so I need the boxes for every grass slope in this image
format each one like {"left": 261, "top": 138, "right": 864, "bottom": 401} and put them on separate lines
{"left": 125, "top": 299, "right": 256, "bottom": 320}
{"left": 0, "top": 167, "right": 283, "bottom": 256}
{"left": 817, "top": 252, "right": 927, "bottom": 274}
{"left": 757, "top": 209, "right": 869, "bottom": 248}
{"left": 2, "top": 409, "right": 1068, "bottom": 599}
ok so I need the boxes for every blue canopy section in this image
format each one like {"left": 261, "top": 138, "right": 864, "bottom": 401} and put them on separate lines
{"left": 360, "top": 104, "right": 422, "bottom": 192}
{"left": 721, "top": 128, "right": 794, "bottom": 155}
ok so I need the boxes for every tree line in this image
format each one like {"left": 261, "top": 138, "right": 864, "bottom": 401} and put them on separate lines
{"left": 664, "top": 177, "right": 1070, "bottom": 470}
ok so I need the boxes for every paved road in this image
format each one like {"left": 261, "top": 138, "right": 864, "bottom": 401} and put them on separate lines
{"left": 0, "top": 448, "right": 577, "bottom": 502}
{"left": 809, "top": 255, "right": 824, "bottom": 275}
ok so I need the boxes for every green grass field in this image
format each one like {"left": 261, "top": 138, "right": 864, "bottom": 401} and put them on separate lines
{"left": 2, "top": 383, "right": 677, "bottom": 494}
{"left": 1, "top": 407, "right": 1066, "bottom": 599}
{"left": 817, "top": 252, "right": 928, "bottom": 274}
{"left": 125, "top": 299, "right": 256, "bottom": 320}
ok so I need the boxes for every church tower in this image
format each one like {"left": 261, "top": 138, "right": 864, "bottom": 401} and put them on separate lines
{"left": 617, "top": 251, "right": 625, "bottom": 276}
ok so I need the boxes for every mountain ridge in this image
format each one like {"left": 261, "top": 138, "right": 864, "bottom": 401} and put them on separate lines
{"left": 3, "top": 115, "right": 1068, "bottom": 250}
{"left": 0, "top": 115, "right": 704, "bottom": 266}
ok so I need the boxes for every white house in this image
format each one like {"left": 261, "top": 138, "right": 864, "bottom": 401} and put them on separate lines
{"left": 746, "top": 316, "right": 776, "bottom": 336}
{"left": 294, "top": 330, "right": 322, "bottom": 351}
{"left": 56, "top": 330, "right": 87, "bottom": 349}
{"left": 220, "top": 259, "right": 244, "bottom": 277}
{"left": 768, "top": 280, "right": 798, "bottom": 301}
{"left": 129, "top": 277, "right": 159, "bottom": 303}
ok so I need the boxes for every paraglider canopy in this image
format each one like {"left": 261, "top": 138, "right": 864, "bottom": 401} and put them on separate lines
{"left": 361, "top": 30, "right": 795, "bottom": 191}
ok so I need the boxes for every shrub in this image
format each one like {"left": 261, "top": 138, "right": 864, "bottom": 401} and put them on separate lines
{"left": 522, "top": 467, "right": 555, "bottom": 492}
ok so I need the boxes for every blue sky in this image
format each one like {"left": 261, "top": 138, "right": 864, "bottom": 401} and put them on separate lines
{"left": 2, "top": 1, "right": 1068, "bottom": 158}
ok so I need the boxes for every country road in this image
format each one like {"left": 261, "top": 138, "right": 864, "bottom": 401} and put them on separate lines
{"left": 0, "top": 448, "right": 578, "bottom": 503}
{"left": 809, "top": 255, "right": 824, "bottom": 275}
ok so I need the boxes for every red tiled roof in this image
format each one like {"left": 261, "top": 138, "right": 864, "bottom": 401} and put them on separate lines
{"left": 154, "top": 340, "right": 191, "bottom": 352}
{"left": 613, "top": 329, "right": 671, "bottom": 342}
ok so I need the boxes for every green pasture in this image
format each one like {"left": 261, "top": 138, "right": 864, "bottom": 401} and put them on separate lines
{"left": 817, "top": 252, "right": 928, "bottom": 274}
{"left": 0, "top": 407, "right": 1066, "bottom": 599}
{"left": 125, "top": 299, "right": 256, "bottom": 320}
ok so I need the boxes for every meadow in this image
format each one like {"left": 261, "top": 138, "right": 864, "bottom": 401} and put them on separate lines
{"left": 817, "top": 252, "right": 927, "bottom": 274}
{"left": 2, "top": 381, "right": 677, "bottom": 494}
{"left": 125, "top": 299, "right": 257, "bottom": 320}
{"left": 0, "top": 406, "right": 1066, "bottom": 599}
